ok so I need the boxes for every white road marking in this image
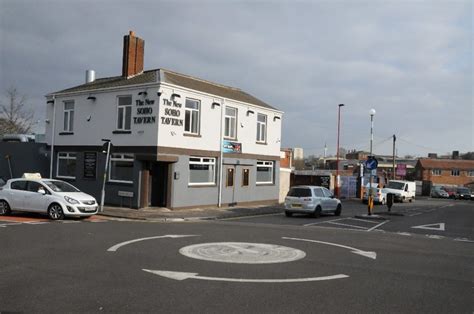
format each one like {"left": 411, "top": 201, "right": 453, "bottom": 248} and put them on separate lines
{"left": 142, "top": 269, "right": 349, "bottom": 283}
{"left": 107, "top": 234, "right": 200, "bottom": 252}
{"left": 0, "top": 222, "right": 22, "bottom": 227}
{"left": 179, "top": 242, "right": 306, "bottom": 264}
{"left": 453, "top": 238, "right": 474, "bottom": 243}
{"left": 397, "top": 232, "right": 412, "bottom": 236}
{"left": 25, "top": 221, "right": 49, "bottom": 225}
{"left": 283, "top": 237, "right": 377, "bottom": 260}
{"left": 426, "top": 235, "right": 444, "bottom": 239}
{"left": 409, "top": 212, "right": 423, "bottom": 217}
{"left": 61, "top": 221, "right": 80, "bottom": 224}
{"left": 324, "top": 222, "right": 369, "bottom": 230}
{"left": 412, "top": 223, "right": 445, "bottom": 231}
{"left": 346, "top": 217, "right": 380, "bottom": 224}
{"left": 303, "top": 218, "right": 345, "bottom": 227}
{"left": 367, "top": 220, "right": 389, "bottom": 232}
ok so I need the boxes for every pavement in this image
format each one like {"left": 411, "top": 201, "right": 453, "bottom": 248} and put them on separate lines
{"left": 98, "top": 203, "right": 285, "bottom": 221}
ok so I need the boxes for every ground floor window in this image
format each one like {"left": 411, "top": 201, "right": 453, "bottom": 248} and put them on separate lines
{"left": 189, "top": 157, "right": 216, "bottom": 185}
{"left": 256, "top": 161, "right": 274, "bottom": 184}
{"left": 226, "top": 168, "right": 234, "bottom": 187}
{"left": 109, "top": 154, "right": 134, "bottom": 183}
{"left": 57, "top": 152, "right": 77, "bottom": 179}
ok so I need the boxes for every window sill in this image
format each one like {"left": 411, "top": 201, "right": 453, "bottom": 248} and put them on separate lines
{"left": 59, "top": 132, "right": 74, "bottom": 135}
{"left": 108, "top": 180, "right": 134, "bottom": 185}
{"left": 255, "top": 141, "right": 267, "bottom": 145}
{"left": 184, "top": 133, "right": 201, "bottom": 138}
{"left": 256, "top": 183, "right": 275, "bottom": 186}
{"left": 113, "top": 130, "right": 132, "bottom": 134}
{"left": 56, "top": 176, "right": 76, "bottom": 180}
{"left": 188, "top": 184, "right": 217, "bottom": 188}
{"left": 224, "top": 137, "right": 238, "bottom": 141}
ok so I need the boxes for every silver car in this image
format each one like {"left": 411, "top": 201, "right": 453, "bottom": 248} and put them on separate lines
{"left": 284, "top": 185, "right": 342, "bottom": 217}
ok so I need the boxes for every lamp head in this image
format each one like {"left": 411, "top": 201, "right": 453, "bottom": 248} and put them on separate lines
{"left": 369, "top": 108, "right": 376, "bottom": 116}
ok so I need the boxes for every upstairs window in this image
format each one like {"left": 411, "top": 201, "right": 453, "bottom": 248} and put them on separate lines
{"left": 256, "top": 161, "right": 273, "bottom": 184}
{"left": 451, "top": 169, "right": 460, "bottom": 176}
{"left": 256, "top": 113, "right": 267, "bottom": 143}
{"left": 468, "top": 170, "right": 474, "bottom": 177}
{"left": 117, "top": 96, "right": 132, "bottom": 131}
{"left": 63, "top": 101, "right": 74, "bottom": 132}
{"left": 57, "top": 152, "right": 77, "bottom": 179}
{"left": 431, "top": 169, "right": 441, "bottom": 176}
{"left": 184, "top": 98, "right": 200, "bottom": 135}
{"left": 224, "top": 107, "right": 237, "bottom": 139}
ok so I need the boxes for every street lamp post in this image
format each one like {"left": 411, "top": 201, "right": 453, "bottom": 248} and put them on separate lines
{"left": 368, "top": 108, "right": 376, "bottom": 215}
{"left": 335, "top": 104, "right": 344, "bottom": 198}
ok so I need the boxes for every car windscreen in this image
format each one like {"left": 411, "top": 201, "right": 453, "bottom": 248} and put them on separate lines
{"left": 387, "top": 182, "right": 405, "bottom": 190}
{"left": 287, "top": 188, "right": 312, "bottom": 197}
{"left": 43, "top": 180, "right": 80, "bottom": 192}
{"left": 457, "top": 188, "right": 470, "bottom": 193}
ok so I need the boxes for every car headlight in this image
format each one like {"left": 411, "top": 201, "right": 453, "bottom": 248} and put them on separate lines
{"left": 64, "top": 196, "right": 79, "bottom": 204}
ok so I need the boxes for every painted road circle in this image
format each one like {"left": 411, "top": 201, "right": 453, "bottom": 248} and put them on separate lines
{"left": 179, "top": 242, "right": 306, "bottom": 264}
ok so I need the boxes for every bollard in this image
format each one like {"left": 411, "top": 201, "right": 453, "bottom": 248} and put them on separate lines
{"left": 387, "top": 193, "right": 394, "bottom": 212}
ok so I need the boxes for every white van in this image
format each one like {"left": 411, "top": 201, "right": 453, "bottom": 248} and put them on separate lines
{"left": 383, "top": 180, "right": 416, "bottom": 203}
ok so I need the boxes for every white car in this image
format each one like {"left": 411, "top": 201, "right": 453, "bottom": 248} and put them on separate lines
{"left": 284, "top": 185, "right": 342, "bottom": 217}
{"left": 0, "top": 178, "right": 98, "bottom": 220}
{"left": 362, "top": 183, "right": 387, "bottom": 205}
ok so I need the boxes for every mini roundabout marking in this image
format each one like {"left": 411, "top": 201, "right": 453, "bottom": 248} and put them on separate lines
{"left": 107, "top": 235, "right": 378, "bottom": 284}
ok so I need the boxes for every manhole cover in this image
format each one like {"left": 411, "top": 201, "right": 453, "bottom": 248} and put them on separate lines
{"left": 179, "top": 242, "right": 306, "bottom": 264}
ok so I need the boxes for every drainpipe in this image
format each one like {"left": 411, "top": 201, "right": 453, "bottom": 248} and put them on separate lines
{"left": 218, "top": 99, "right": 225, "bottom": 207}
{"left": 49, "top": 95, "right": 56, "bottom": 179}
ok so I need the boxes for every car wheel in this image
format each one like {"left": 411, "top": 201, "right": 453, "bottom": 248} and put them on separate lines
{"left": 285, "top": 211, "right": 292, "bottom": 217}
{"left": 312, "top": 206, "right": 322, "bottom": 218}
{"left": 48, "top": 203, "right": 64, "bottom": 220}
{"left": 334, "top": 204, "right": 342, "bottom": 216}
{"left": 0, "top": 200, "right": 11, "bottom": 216}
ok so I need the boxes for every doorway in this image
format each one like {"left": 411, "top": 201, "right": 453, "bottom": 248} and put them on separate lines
{"left": 150, "top": 162, "right": 169, "bottom": 207}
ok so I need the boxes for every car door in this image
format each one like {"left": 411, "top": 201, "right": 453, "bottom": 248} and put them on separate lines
{"left": 24, "top": 181, "right": 49, "bottom": 213}
{"left": 312, "top": 188, "right": 325, "bottom": 210}
{"left": 321, "top": 187, "right": 337, "bottom": 210}
{"left": 8, "top": 180, "right": 28, "bottom": 210}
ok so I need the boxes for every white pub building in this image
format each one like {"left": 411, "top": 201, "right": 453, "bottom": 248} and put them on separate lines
{"left": 45, "top": 31, "right": 283, "bottom": 209}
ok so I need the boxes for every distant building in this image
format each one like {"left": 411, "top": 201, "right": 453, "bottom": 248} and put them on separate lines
{"left": 415, "top": 158, "right": 474, "bottom": 194}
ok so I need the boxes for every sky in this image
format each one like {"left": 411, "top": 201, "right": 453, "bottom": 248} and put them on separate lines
{"left": 0, "top": 0, "right": 472, "bottom": 158}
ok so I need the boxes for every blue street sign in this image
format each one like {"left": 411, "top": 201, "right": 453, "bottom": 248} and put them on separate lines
{"left": 365, "top": 157, "right": 378, "bottom": 170}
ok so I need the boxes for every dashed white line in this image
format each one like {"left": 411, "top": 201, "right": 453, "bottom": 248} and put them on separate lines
{"left": 453, "top": 238, "right": 474, "bottom": 243}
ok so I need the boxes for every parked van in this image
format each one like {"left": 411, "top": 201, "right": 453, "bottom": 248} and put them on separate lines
{"left": 382, "top": 180, "right": 416, "bottom": 203}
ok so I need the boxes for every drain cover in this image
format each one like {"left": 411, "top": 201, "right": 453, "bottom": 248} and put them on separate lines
{"left": 179, "top": 242, "right": 306, "bottom": 264}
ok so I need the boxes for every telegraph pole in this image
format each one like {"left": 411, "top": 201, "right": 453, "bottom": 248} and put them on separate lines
{"left": 392, "top": 135, "right": 396, "bottom": 180}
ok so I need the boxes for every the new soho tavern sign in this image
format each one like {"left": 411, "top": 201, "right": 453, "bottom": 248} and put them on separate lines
{"left": 134, "top": 99, "right": 156, "bottom": 124}
{"left": 161, "top": 99, "right": 184, "bottom": 126}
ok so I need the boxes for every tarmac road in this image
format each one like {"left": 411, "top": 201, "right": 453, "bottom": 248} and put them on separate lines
{"left": 0, "top": 199, "right": 472, "bottom": 314}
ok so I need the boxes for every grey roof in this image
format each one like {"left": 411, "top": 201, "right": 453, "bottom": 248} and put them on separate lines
{"left": 49, "top": 69, "right": 278, "bottom": 111}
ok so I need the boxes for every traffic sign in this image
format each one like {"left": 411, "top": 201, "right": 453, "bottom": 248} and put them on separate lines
{"left": 364, "top": 157, "right": 378, "bottom": 170}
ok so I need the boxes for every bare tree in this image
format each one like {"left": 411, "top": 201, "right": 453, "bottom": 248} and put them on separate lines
{"left": 0, "top": 87, "right": 34, "bottom": 135}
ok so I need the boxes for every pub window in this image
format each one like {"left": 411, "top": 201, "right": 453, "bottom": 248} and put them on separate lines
{"left": 256, "top": 113, "right": 267, "bottom": 143}
{"left": 226, "top": 168, "right": 234, "bottom": 187}
{"left": 242, "top": 168, "right": 249, "bottom": 187}
{"left": 189, "top": 157, "right": 215, "bottom": 185}
{"left": 224, "top": 107, "right": 237, "bottom": 139}
{"left": 256, "top": 161, "right": 273, "bottom": 184}
{"left": 109, "top": 154, "right": 134, "bottom": 183}
{"left": 57, "top": 152, "right": 77, "bottom": 179}
{"left": 451, "top": 169, "right": 460, "bottom": 176}
{"left": 117, "top": 95, "right": 132, "bottom": 131}
{"left": 468, "top": 170, "right": 474, "bottom": 177}
{"left": 431, "top": 169, "right": 442, "bottom": 176}
{"left": 184, "top": 98, "right": 200, "bottom": 135}
{"left": 63, "top": 101, "right": 74, "bottom": 132}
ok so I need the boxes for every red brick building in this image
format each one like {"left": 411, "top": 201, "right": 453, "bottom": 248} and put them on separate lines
{"left": 415, "top": 158, "right": 474, "bottom": 187}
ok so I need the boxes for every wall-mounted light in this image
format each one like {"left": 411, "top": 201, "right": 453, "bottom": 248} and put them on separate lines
{"left": 86, "top": 115, "right": 92, "bottom": 122}
{"left": 46, "top": 100, "right": 54, "bottom": 104}
{"left": 138, "top": 91, "right": 147, "bottom": 97}
{"left": 246, "top": 110, "right": 255, "bottom": 116}
{"left": 212, "top": 102, "right": 221, "bottom": 109}
{"left": 171, "top": 93, "right": 181, "bottom": 99}
{"left": 157, "top": 91, "right": 163, "bottom": 97}
{"left": 45, "top": 119, "right": 50, "bottom": 124}
{"left": 87, "top": 96, "right": 96, "bottom": 101}
{"left": 273, "top": 116, "right": 281, "bottom": 121}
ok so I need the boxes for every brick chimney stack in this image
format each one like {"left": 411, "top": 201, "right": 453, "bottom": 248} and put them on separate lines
{"left": 122, "top": 31, "right": 144, "bottom": 78}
